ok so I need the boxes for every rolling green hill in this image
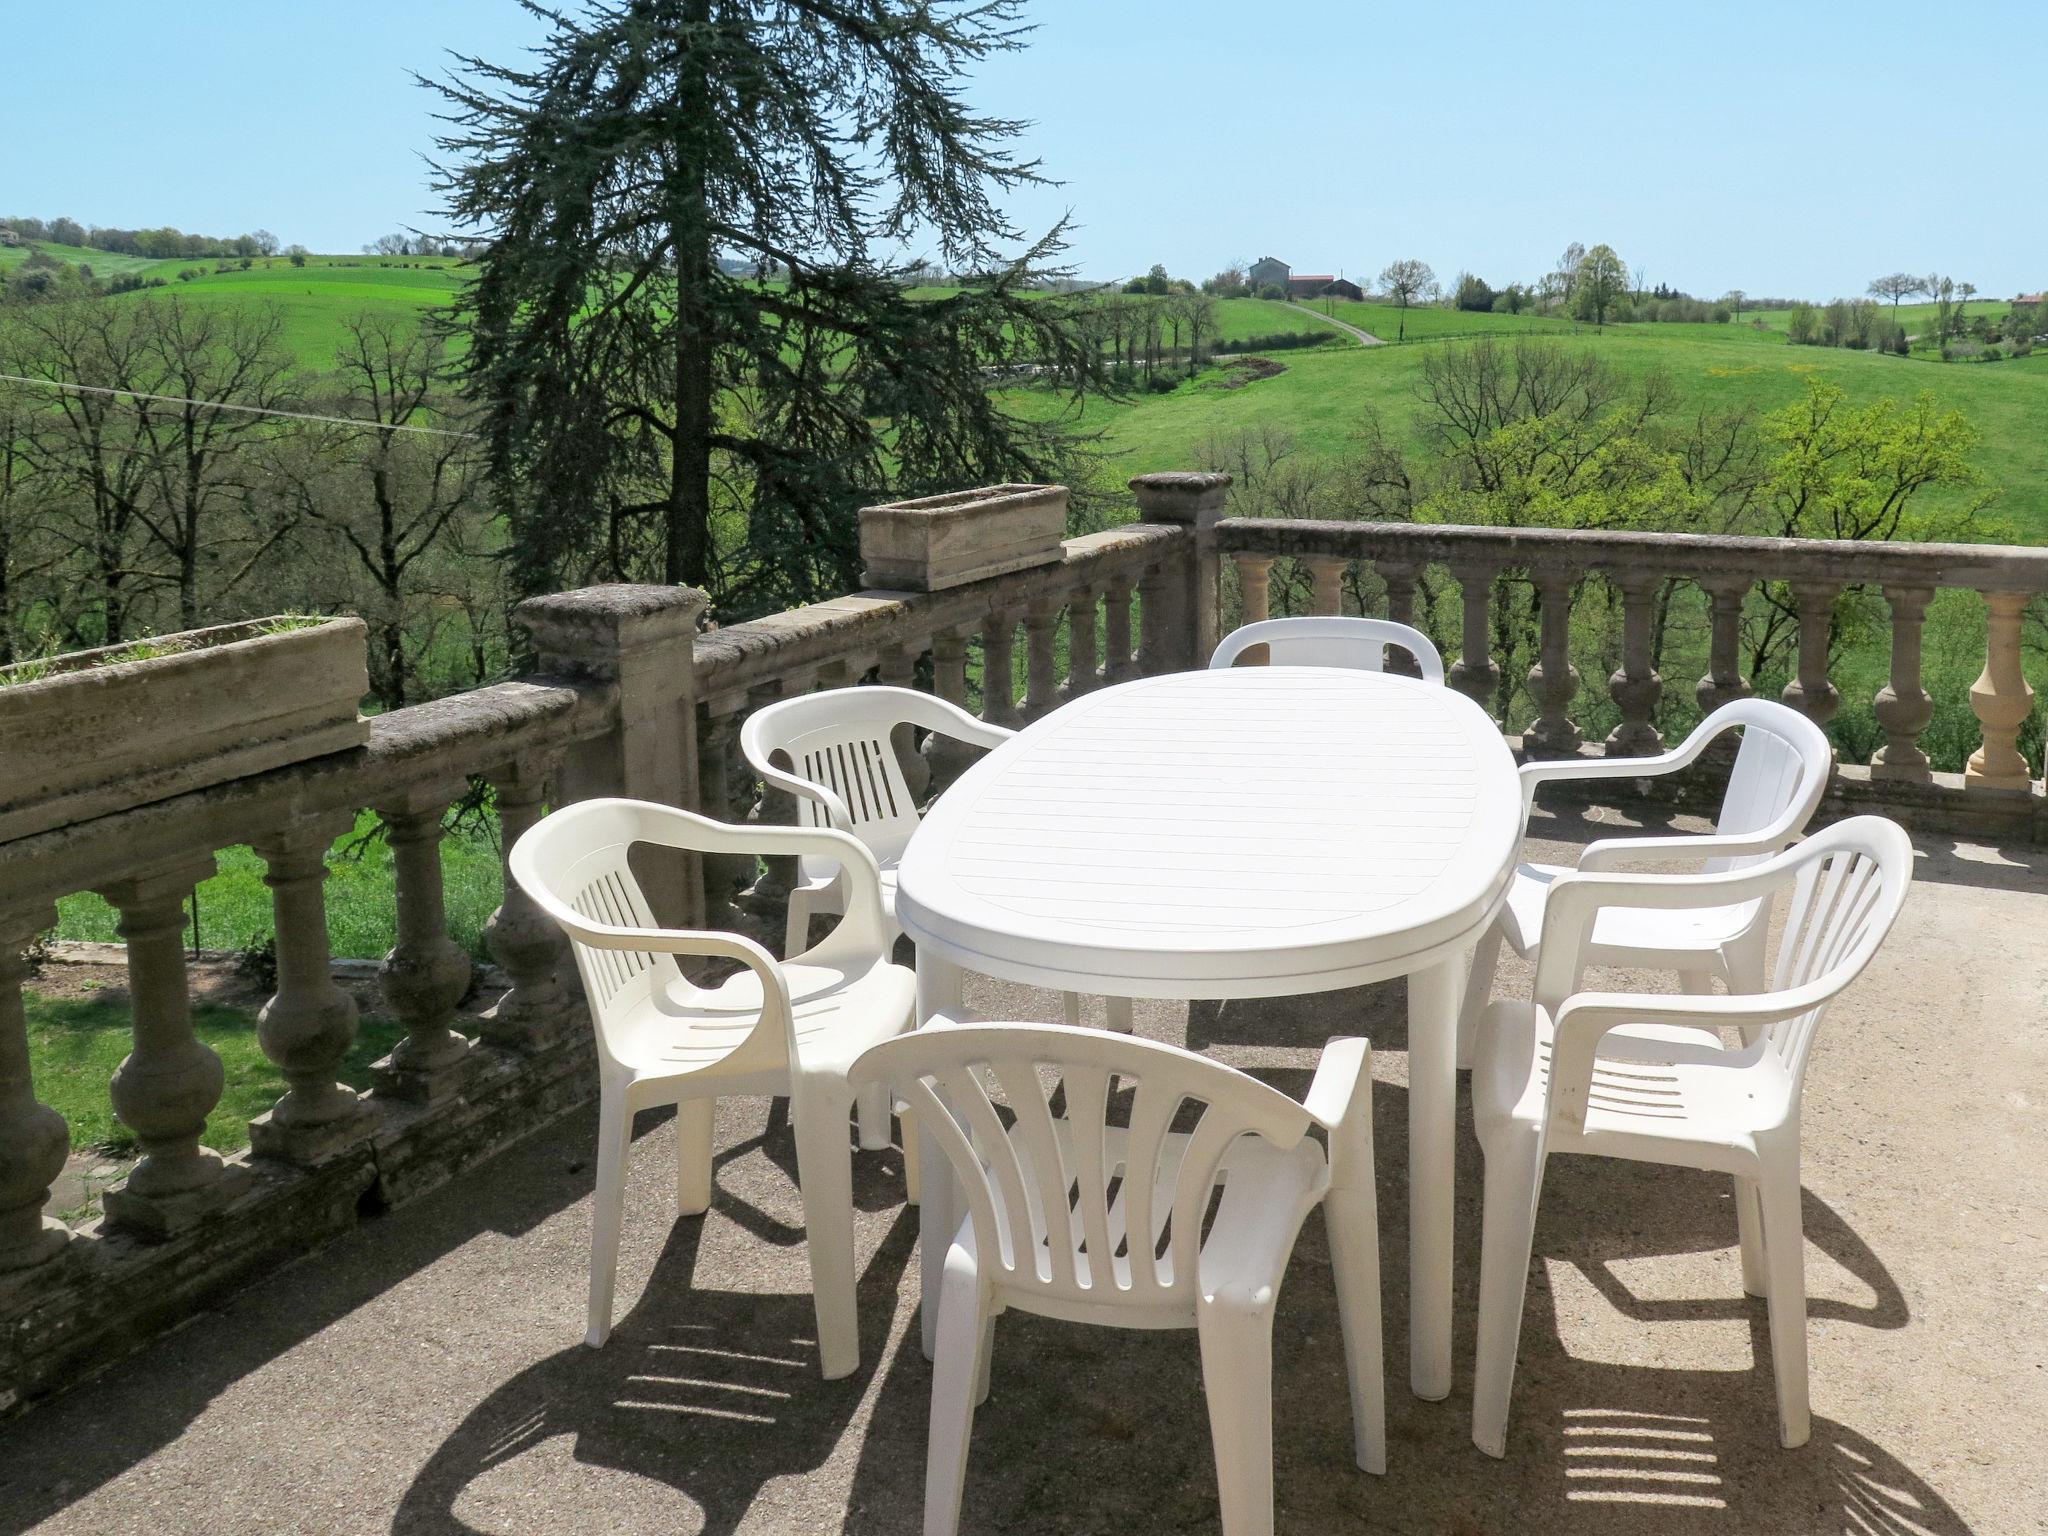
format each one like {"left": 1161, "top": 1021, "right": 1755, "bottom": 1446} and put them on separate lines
{"left": 1027, "top": 321, "right": 2048, "bottom": 539}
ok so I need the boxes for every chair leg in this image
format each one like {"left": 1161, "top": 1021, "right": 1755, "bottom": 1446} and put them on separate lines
{"left": 924, "top": 1252, "right": 988, "bottom": 1536}
{"left": 855, "top": 1080, "right": 893, "bottom": 1152}
{"left": 1196, "top": 1290, "right": 1278, "bottom": 1536}
{"left": 1104, "top": 996, "right": 1134, "bottom": 1035}
{"left": 1734, "top": 1174, "right": 1768, "bottom": 1298}
{"left": 784, "top": 887, "right": 812, "bottom": 961}
{"left": 1324, "top": 1188, "right": 1387, "bottom": 1474}
{"left": 1757, "top": 1164, "right": 1811, "bottom": 1448}
{"left": 1678, "top": 969, "right": 1714, "bottom": 995}
{"left": 900, "top": 1103, "right": 922, "bottom": 1206}
{"left": 972, "top": 1313, "right": 997, "bottom": 1407}
{"left": 675, "top": 1096, "right": 714, "bottom": 1217}
{"left": 586, "top": 1088, "right": 634, "bottom": 1349}
{"left": 1061, "top": 992, "right": 1082, "bottom": 1028}
{"left": 1457, "top": 927, "right": 1503, "bottom": 1071}
{"left": 792, "top": 1091, "right": 861, "bottom": 1380}
{"left": 1470, "top": 1133, "right": 1546, "bottom": 1459}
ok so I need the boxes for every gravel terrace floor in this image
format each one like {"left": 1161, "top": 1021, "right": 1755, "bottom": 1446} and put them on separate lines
{"left": 2, "top": 803, "right": 2043, "bottom": 1536}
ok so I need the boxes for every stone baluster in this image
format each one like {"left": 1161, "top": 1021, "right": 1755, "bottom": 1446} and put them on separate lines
{"left": 1379, "top": 559, "right": 1424, "bottom": 679}
{"left": 1522, "top": 565, "right": 1581, "bottom": 758}
{"left": 1446, "top": 561, "right": 1500, "bottom": 716}
{"left": 925, "top": 628, "right": 979, "bottom": 790}
{"left": 100, "top": 858, "right": 243, "bottom": 1237}
{"left": 479, "top": 755, "right": 575, "bottom": 1052}
{"left": 1103, "top": 574, "right": 1137, "bottom": 684}
{"left": 1064, "top": 587, "right": 1100, "bottom": 700}
{"left": 1306, "top": 555, "right": 1348, "bottom": 618}
{"left": 248, "top": 814, "right": 370, "bottom": 1164}
{"left": 1966, "top": 590, "right": 2037, "bottom": 791}
{"left": 1022, "top": 598, "right": 1063, "bottom": 722}
{"left": 1605, "top": 572, "right": 1665, "bottom": 756}
{"left": 1, "top": 903, "right": 69, "bottom": 1272}
{"left": 1234, "top": 553, "right": 1273, "bottom": 628}
{"left": 1780, "top": 581, "right": 1842, "bottom": 738}
{"left": 370, "top": 786, "right": 474, "bottom": 1103}
{"left": 1131, "top": 471, "right": 1229, "bottom": 669}
{"left": 878, "top": 643, "right": 934, "bottom": 798}
{"left": 979, "top": 611, "right": 1020, "bottom": 728}
{"left": 1871, "top": 586, "right": 1936, "bottom": 784}
{"left": 696, "top": 697, "right": 758, "bottom": 923}
{"left": 1695, "top": 576, "right": 1754, "bottom": 718}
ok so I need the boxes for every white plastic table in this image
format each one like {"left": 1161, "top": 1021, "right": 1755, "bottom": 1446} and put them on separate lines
{"left": 894, "top": 665, "right": 1522, "bottom": 1400}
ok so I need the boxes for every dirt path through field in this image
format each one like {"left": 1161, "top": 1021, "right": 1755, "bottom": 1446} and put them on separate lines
{"left": 1281, "top": 299, "right": 1384, "bottom": 345}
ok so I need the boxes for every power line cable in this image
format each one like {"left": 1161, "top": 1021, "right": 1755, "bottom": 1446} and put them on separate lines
{"left": 0, "top": 372, "right": 478, "bottom": 438}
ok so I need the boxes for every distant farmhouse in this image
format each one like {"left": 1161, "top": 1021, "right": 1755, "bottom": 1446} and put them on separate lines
{"left": 1286, "top": 274, "right": 1363, "bottom": 301}
{"left": 2017, "top": 292, "right": 2045, "bottom": 306}
{"left": 0, "top": 229, "right": 22, "bottom": 248}
{"left": 1248, "top": 256, "right": 1362, "bottom": 302}
{"left": 1248, "top": 255, "right": 1290, "bottom": 291}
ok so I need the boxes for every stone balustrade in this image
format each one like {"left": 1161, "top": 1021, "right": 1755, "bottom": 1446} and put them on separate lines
{"left": 1218, "top": 517, "right": 2048, "bottom": 832}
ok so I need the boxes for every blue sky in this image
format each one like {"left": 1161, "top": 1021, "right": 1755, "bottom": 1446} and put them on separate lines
{"left": 9, "top": 0, "right": 2042, "bottom": 299}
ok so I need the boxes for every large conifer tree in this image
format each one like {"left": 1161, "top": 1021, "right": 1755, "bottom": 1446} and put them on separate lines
{"left": 429, "top": 0, "right": 1104, "bottom": 613}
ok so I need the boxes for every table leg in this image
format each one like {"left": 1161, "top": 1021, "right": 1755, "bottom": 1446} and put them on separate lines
{"left": 1408, "top": 954, "right": 1462, "bottom": 1401}
{"left": 916, "top": 951, "right": 966, "bottom": 1360}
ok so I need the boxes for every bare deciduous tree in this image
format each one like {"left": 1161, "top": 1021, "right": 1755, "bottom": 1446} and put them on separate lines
{"left": 1376, "top": 259, "right": 1435, "bottom": 341}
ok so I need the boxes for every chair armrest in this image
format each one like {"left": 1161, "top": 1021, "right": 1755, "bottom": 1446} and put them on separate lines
{"left": 564, "top": 917, "right": 794, "bottom": 1023}
{"left": 751, "top": 759, "right": 855, "bottom": 834}
{"left": 1304, "top": 1036, "right": 1374, "bottom": 1191}
{"left": 883, "top": 689, "right": 1017, "bottom": 753}
{"left": 1545, "top": 989, "right": 1814, "bottom": 1135}
{"left": 1576, "top": 829, "right": 1796, "bottom": 872}
{"left": 1531, "top": 860, "right": 1801, "bottom": 1008}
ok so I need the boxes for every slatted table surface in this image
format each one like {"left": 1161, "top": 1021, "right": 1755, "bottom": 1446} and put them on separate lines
{"left": 897, "top": 666, "right": 1521, "bottom": 996}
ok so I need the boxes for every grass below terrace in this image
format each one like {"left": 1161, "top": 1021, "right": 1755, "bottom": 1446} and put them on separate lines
{"left": 53, "top": 808, "right": 504, "bottom": 960}
{"left": 24, "top": 987, "right": 406, "bottom": 1156}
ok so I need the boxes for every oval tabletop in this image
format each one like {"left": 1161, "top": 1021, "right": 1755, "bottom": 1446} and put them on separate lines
{"left": 894, "top": 666, "right": 1522, "bottom": 998}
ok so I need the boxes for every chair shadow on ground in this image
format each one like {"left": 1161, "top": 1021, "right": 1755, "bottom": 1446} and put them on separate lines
{"left": 956, "top": 993, "right": 1974, "bottom": 1536}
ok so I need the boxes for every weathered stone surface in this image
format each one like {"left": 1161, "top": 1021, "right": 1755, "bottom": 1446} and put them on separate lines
{"left": 859, "top": 483, "right": 1067, "bottom": 592}
{"left": 0, "top": 617, "right": 370, "bottom": 845}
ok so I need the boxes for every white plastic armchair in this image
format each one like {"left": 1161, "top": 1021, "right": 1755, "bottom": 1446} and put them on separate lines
{"left": 741, "top": 685, "right": 1013, "bottom": 959}
{"left": 509, "top": 797, "right": 918, "bottom": 1378}
{"left": 1461, "top": 698, "right": 1834, "bottom": 1056}
{"left": 1210, "top": 616, "right": 1445, "bottom": 683}
{"left": 851, "top": 1021, "right": 1384, "bottom": 1536}
{"left": 1468, "top": 815, "right": 1913, "bottom": 1457}
{"left": 743, "top": 686, "right": 1127, "bottom": 1033}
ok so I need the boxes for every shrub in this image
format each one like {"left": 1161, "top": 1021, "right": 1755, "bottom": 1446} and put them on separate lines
{"left": 1983, "top": 346, "right": 2003, "bottom": 362}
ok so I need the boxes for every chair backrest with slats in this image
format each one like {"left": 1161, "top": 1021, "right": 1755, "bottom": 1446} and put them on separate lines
{"left": 741, "top": 689, "right": 926, "bottom": 874}
{"left": 1755, "top": 816, "right": 1913, "bottom": 1085}
{"left": 1209, "top": 616, "right": 1445, "bottom": 683}
{"left": 854, "top": 1024, "right": 1317, "bottom": 1324}
{"left": 509, "top": 800, "right": 688, "bottom": 1063}
{"left": 1706, "top": 699, "right": 1834, "bottom": 875}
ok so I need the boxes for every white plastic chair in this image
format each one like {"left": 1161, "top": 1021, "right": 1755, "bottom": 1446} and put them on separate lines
{"left": 1460, "top": 698, "right": 1835, "bottom": 1056}
{"left": 743, "top": 685, "right": 1125, "bottom": 1032}
{"left": 509, "top": 797, "right": 917, "bottom": 1378}
{"left": 1210, "top": 615, "right": 1446, "bottom": 683}
{"left": 1468, "top": 815, "right": 1913, "bottom": 1457}
{"left": 852, "top": 1021, "right": 1385, "bottom": 1536}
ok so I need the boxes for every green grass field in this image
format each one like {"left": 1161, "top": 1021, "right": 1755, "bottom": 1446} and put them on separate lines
{"left": 25, "top": 987, "right": 405, "bottom": 1159}
{"left": 0, "top": 239, "right": 184, "bottom": 277}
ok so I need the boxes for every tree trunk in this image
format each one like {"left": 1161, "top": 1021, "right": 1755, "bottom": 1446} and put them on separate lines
{"left": 667, "top": 0, "right": 716, "bottom": 590}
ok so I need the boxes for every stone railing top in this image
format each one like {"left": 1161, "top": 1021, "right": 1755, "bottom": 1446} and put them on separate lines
{"left": 1216, "top": 518, "right": 2048, "bottom": 593}
{"left": 692, "top": 522, "right": 1187, "bottom": 707}
{"left": 0, "top": 678, "right": 603, "bottom": 911}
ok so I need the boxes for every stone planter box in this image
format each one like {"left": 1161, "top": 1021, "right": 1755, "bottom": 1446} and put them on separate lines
{"left": 860, "top": 483, "right": 1068, "bottom": 592}
{"left": 0, "top": 616, "right": 371, "bottom": 844}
